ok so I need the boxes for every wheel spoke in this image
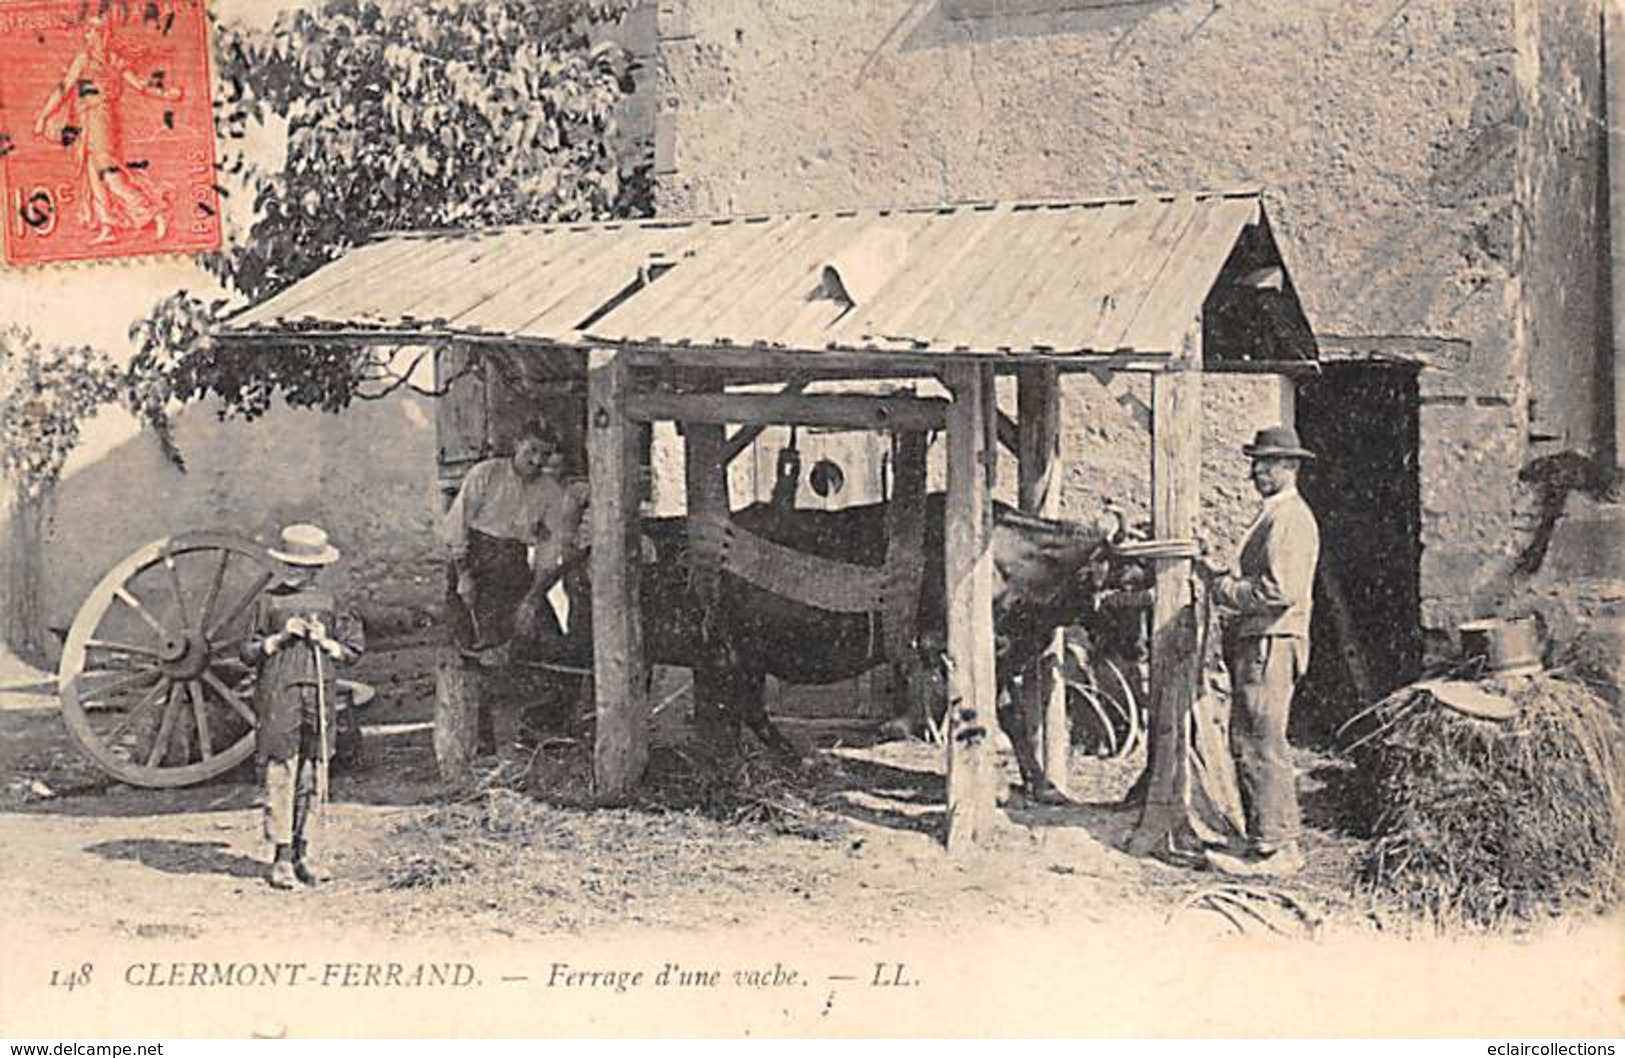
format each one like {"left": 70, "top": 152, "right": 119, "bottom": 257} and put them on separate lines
{"left": 201, "top": 668, "right": 256, "bottom": 726}
{"left": 103, "top": 679, "right": 170, "bottom": 744}
{"left": 78, "top": 666, "right": 162, "bottom": 704}
{"left": 207, "top": 570, "right": 273, "bottom": 640}
{"left": 187, "top": 680, "right": 213, "bottom": 759}
{"left": 114, "top": 585, "right": 175, "bottom": 640}
{"left": 209, "top": 639, "right": 249, "bottom": 663}
{"left": 164, "top": 552, "right": 190, "bottom": 631}
{"left": 198, "top": 550, "right": 230, "bottom": 634}
{"left": 86, "top": 638, "right": 162, "bottom": 660}
{"left": 208, "top": 657, "right": 253, "bottom": 683}
{"left": 145, "top": 684, "right": 184, "bottom": 768}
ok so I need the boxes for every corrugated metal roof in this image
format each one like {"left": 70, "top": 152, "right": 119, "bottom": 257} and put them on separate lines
{"left": 223, "top": 190, "right": 1281, "bottom": 358}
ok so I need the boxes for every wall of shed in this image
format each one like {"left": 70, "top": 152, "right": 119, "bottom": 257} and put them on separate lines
{"left": 651, "top": 0, "right": 1608, "bottom": 647}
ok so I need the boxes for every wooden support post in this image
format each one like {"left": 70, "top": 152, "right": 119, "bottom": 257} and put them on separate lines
{"left": 684, "top": 410, "right": 731, "bottom": 743}
{"left": 433, "top": 651, "right": 479, "bottom": 782}
{"left": 1017, "top": 364, "right": 1070, "bottom": 795}
{"left": 943, "top": 362, "right": 1000, "bottom": 854}
{"left": 587, "top": 348, "right": 648, "bottom": 802}
{"left": 1126, "top": 333, "right": 1205, "bottom": 859}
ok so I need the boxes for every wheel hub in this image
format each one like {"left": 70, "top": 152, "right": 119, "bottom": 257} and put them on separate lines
{"left": 158, "top": 632, "right": 213, "bottom": 679}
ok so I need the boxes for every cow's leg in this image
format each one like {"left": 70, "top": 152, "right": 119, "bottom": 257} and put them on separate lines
{"left": 998, "top": 686, "right": 1069, "bottom": 804}
{"left": 690, "top": 659, "right": 741, "bottom": 754}
{"left": 879, "top": 658, "right": 930, "bottom": 741}
{"left": 734, "top": 669, "right": 800, "bottom": 761}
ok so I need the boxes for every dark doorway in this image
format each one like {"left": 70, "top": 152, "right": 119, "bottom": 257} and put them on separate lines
{"left": 1293, "top": 363, "right": 1423, "bottom": 745}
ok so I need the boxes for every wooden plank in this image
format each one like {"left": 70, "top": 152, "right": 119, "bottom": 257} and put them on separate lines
{"left": 626, "top": 391, "right": 949, "bottom": 432}
{"left": 1115, "top": 197, "right": 1259, "bottom": 353}
{"left": 394, "top": 229, "right": 540, "bottom": 328}
{"left": 230, "top": 237, "right": 432, "bottom": 325}
{"left": 1126, "top": 322, "right": 1205, "bottom": 859}
{"left": 434, "top": 344, "right": 489, "bottom": 464}
{"left": 753, "top": 214, "right": 888, "bottom": 342}
{"left": 931, "top": 207, "right": 1056, "bottom": 350}
{"left": 943, "top": 362, "right": 1001, "bottom": 853}
{"left": 1027, "top": 199, "right": 1174, "bottom": 350}
{"left": 719, "top": 378, "right": 812, "bottom": 464}
{"left": 587, "top": 348, "right": 648, "bottom": 801}
{"left": 684, "top": 410, "right": 730, "bottom": 741}
{"left": 832, "top": 208, "right": 998, "bottom": 347}
{"left": 863, "top": 205, "right": 1015, "bottom": 350}
{"left": 291, "top": 236, "right": 481, "bottom": 325}
{"left": 611, "top": 217, "right": 795, "bottom": 342}
{"left": 996, "top": 409, "right": 1019, "bottom": 455}
{"left": 707, "top": 214, "right": 865, "bottom": 342}
{"left": 1017, "top": 364, "right": 1070, "bottom": 796}
{"left": 433, "top": 650, "right": 480, "bottom": 782}
{"left": 1077, "top": 195, "right": 1202, "bottom": 351}
{"left": 986, "top": 204, "right": 1124, "bottom": 346}
{"left": 664, "top": 215, "right": 813, "bottom": 343}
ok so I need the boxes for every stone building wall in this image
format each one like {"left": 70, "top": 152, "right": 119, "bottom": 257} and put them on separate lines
{"left": 9, "top": 392, "right": 443, "bottom": 658}
{"left": 650, "top": 0, "right": 1609, "bottom": 644}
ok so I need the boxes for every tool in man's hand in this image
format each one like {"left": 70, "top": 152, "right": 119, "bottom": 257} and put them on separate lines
{"left": 312, "top": 640, "right": 330, "bottom": 828}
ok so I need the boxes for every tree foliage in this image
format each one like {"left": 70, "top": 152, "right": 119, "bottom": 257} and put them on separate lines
{"left": 0, "top": 325, "right": 124, "bottom": 500}
{"left": 135, "top": 0, "right": 648, "bottom": 422}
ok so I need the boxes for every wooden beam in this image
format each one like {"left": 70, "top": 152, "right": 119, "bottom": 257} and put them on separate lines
{"left": 720, "top": 378, "right": 812, "bottom": 464}
{"left": 683, "top": 410, "right": 731, "bottom": 744}
{"left": 1202, "top": 358, "right": 1322, "bottom": 377}
{"left": 621, "top": 342, "right": 1177, "bottom": 377}
{"left": 626, "top": 390, "right": 949, "bottom": 432}
{"left": 943, "top": 362, "right": 1001, "bottom": 854}
{"left": 1126, "top": 323, "right": 1205, "bottom": 859}
{"left": 587, "top": 348, "right": 648, "bottom": 801}
{"left": 432, "top": 652, "right": 479, "bottom": 782}
{"left": 1017, "top": 363, "right": 1070, "bottom": 797}
{"left": 219, "top": 328, "right": 1186, "bottom": 378}
{"left": 995, "top": 409, "right": 1019, "bottom": 455}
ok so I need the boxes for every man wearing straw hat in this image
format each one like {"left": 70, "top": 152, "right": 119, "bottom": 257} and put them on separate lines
{"left": 1197, "top": 426, "right": 1321, "bottom": 878}
{"left": 242, "top": 524, "right": 364, "bottom": 890}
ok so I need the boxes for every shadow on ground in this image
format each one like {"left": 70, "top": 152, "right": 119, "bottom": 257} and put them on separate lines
{"left": 86, "top": 837, "right": 267, "bottom": 880}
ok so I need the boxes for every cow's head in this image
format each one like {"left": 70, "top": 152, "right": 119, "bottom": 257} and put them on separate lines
{"left": 988, "top": 505, "right": 1132, "bottom": 668}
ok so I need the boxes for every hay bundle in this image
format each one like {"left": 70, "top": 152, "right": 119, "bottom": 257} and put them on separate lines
{"left": 1351, "top": 674, "right": 1624, "bottom": 929}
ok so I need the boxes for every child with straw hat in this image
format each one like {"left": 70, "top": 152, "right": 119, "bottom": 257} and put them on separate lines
{"left": 242, "top": 524, "right": 364, "bottom": 889}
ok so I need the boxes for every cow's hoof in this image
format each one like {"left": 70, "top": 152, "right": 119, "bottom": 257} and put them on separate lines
{"left": 1026, "top": 783, "right": 1074, "bottom": 806}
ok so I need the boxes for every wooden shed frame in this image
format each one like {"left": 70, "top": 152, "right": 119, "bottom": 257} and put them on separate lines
{"left": 219, "top": 190, "right": 1319, "bottom": 854}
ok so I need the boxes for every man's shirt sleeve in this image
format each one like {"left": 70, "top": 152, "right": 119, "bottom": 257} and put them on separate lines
{"left": 439, "top": 461, "right": 492, "bottom": 557}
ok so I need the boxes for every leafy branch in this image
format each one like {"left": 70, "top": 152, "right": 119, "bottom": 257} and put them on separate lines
{"left": 132, "top": 0, "right": 649, "bottom": 439}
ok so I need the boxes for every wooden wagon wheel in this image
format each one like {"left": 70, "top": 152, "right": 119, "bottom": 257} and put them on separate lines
{"left": 58, "top": 533, "right": 280, "bottom": 788}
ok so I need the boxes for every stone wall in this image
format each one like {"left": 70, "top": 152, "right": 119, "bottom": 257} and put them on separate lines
{"left": 651, "top": 0, "right": 1607, "bottom": 642}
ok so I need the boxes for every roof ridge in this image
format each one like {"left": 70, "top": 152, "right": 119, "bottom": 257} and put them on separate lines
{"left": 367, "top": 188, "right": 1268, "bottom": 243}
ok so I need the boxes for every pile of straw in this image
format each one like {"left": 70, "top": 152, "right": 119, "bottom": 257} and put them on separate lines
{"left": 1349, "top": 674, "right": 1624, "bottom": 929}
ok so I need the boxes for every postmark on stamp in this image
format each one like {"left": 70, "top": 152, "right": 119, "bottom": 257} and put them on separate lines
{"left": 0, "top": 0, "right": 220, "bottom": 265}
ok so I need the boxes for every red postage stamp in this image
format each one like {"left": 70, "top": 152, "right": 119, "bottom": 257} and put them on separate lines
{"left": 0, "top": 0, "right": 220, "bottom": 265}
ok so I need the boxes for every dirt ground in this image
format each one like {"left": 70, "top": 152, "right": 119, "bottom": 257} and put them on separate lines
{"left": 0, "top": 631, "right": 1376, "bottom": 939}
{"left": 3, "top": 634, "right": 1622, "bottom": 1038}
